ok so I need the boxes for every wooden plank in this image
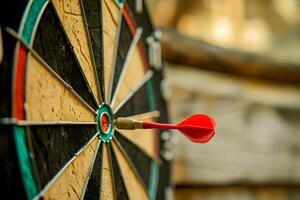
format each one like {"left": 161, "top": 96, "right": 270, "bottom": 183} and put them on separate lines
{"left": 101, "top": 144, "right": 115, "bottom": 200}
{"left": 111, "top": 45, "right": 146, "bottom": 111}
{"left": 175, "top": 186, "right": 300, "bottom": 200}
{"left": 116, "top": 111, "right": 159, "bottom": 159}
{"left": 161, "top": 29, "right": 300, "bottom": 84}
{"left": 52, "top": 0, "right": 100, "bottom": 103}
{"left": 166, "top": 65, "right": 300, "bottom": 109}
{"left": 167, "top": 65, "right": 300, "bottom": 184}
{"left": 26, "top": 55, "right": 95, "bottom": 121}
{"left": 111, "top": 140, "right": 148, "bottom": 200}
{"left": 102, "top": 0, "right": 120, "bottom": 98}
{"left": 41, "top": 136, "right": 99, "bottom": 199}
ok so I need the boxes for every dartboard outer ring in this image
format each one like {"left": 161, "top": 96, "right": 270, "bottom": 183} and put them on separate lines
{"left": 0, "top": 0, "right": 172, "bottom": 200}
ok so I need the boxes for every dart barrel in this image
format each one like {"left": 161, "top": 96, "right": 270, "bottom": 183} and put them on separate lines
{"left": 114, "top": 118, "right": 143, "bottom": 130}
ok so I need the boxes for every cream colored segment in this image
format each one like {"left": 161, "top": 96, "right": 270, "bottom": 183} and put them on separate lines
{"left": 52, "top": 0, "right": 100, "bottom": 103}
{"left": 101, "top": 144, "right": 115, "bottom": 200}
{"left": 112, "top": 140, "right": 148, "bottom": 200}
{"left": 26, "top": 55, "right": 95, "bottom": 122}
{"left": 102, "top": 0, "right": 119, "bottom": 98}
{"left": 111, "top": 46, "right": 146, "bottom": 110}
{"left": 117, "top": 112, "right": 158, "bottom": 159}
{"left": 42, "top": 137, "right": 99, "bottom": 200}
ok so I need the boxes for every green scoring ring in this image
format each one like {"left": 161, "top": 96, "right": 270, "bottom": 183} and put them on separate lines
{"left": 96, "top": 104, "right": 114, "bottom": 142}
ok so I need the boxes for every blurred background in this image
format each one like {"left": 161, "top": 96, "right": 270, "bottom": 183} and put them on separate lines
{"left": 146, "top": 0, "right": 300, "bottom": 199}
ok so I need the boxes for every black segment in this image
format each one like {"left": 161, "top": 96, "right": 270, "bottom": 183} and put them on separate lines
{"left": 29, "top": 125, "right": 96, "bottom": 187}
{"left": 81, "top": 0, "right": 104, "bottom": 100}
{"left": 115, "top": 132, "right": 152, "bottom": 188}
{"left": 115, "top": 83, "right": 149, "bottom": 118}
{"left": 0, "top": 126, "right": 27, "bottom": 199}
{"left": 108, "top": 143, "right": 129, "bottom": 200}
{"left": 111, "top": 18, "right": 133, "bottom": 101}
{"left": 83, "top": 142, "right": 103, "bottom": 200}
{"left": 33, "top": 3, "right": 97, "bottom": 110}
{"left": 157, "top": 161, "right": 171, "bottom": 200}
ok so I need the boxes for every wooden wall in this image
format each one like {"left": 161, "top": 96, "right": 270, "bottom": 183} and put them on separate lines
{"left": 165, "top": 65, "right": 300, "bottom": 186}
{"left": 175, "top": 186, "right": 300, "bottom": 200}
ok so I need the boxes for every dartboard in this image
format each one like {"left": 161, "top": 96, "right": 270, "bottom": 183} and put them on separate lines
{"left": 0, "top": 0, "right": 171, "bottom": 199}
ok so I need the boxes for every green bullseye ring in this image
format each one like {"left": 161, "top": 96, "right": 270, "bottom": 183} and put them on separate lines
{"left": 96, "top": 104, "right": 114, "bottom": 142}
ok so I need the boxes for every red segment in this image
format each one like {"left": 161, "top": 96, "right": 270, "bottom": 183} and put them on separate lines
{"left": 123, "top": 6, "right": 136, "bottom": 36}
{"left": 13, "top": 44, "right": 27, "bottom": 120}
{"left": 100, "top": 113, "right": 110, "bottom": 133}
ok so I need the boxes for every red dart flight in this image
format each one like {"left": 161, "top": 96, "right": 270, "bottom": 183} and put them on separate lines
{"left": 115, "top": 114, "right": 216, "bottom": 143}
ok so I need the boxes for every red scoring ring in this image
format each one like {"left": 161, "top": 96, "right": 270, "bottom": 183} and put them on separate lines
{"left": 100, "top": 112, "right": 110, "bottom": 134}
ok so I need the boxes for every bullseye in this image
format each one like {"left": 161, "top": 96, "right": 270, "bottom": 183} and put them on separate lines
{"left": 96, "top": 104, "right": 114, "bottom": 142}
{"left": 100, "top": 112, "right": 110, "bottom": 134}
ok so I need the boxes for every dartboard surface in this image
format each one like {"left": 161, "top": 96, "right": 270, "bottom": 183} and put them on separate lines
{"left": 0, "top": 0, "right": 171, "bottom": 199}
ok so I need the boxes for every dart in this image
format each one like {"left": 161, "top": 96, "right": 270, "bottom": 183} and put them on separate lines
{"left": 115, "top": 114, "right": 216, "bottom": 143}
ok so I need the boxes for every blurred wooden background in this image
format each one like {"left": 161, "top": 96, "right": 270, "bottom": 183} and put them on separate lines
{"left": 145, "top": 0, "right": 300, "bottom": 199}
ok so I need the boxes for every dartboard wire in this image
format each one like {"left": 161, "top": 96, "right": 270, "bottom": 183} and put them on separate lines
{"left": 25, "top": 126, "right": 42, "bottom": 190}
{"left": 115, "top": 131, "right": 161, "bottom": 163}
{"left": 98, "top": 142, "right": 104, "bottom": 200}
{"left": 106, "top": 143, "right": 118, "bottom": 200}
{"left": 33, "top": 132, "right": 99, "bottom": 199}
{"left": 99, "top": 143, "right": 115, "bottom": 199}
{"left": 79, "top": 0, "right": 104, "bottom": 104}
{"left": 110, "top": 27, "right": 143, "bottom": 107}
{"left": 50, "top": 2, "right": 100, "bottom": 107}
{"left": 80, "top": 139, "right": 102, "bottom": 199}
{"left": 0, "top": 118, "right": 96, "bottom": 126}
{"left": 112, "top": 137, "right": 148, "bottom": 191}
{"left": 106, "top": 2, "right": 124, "bottom": 104}
{"left": 123, "top": 110, "right": 161, "bottom": 120}
{"left": 113, "top": 70, "right": 153, "bottom": 114}
{"left": 113, "top": 0, "right": 123, "bottom": 8}
{"left": 6, "top": 28, "right": 97, "bottom": 115}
